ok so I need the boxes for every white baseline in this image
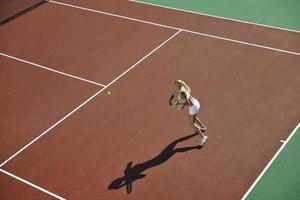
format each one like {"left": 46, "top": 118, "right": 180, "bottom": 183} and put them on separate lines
{"left": 49, "top": 0, "right": 300, "bottom": 56}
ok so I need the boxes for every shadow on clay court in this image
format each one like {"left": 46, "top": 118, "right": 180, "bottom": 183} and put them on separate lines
{"left": 108, "top": 132, "right": 203, "bottom": 194}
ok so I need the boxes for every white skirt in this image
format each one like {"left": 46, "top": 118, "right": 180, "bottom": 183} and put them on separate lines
{"left": 189, "top": 99, "right": 200, "bottom": 115}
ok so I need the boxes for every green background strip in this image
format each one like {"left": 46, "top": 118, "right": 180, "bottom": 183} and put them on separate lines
{"left": 136, "top": 0, "right": 300, "bottom": 32}
{"left": 245, "top": 126, "right": 300, "bottom": 200}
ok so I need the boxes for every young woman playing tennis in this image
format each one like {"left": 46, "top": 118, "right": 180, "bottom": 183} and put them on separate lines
{"left": 169, "top": 80, "right": 208, "bottom": 146}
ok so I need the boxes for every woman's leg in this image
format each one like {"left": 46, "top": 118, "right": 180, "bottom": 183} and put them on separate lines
{"left": 189, "top": 114, "right": 205, "bottom": 138}
{"left": 195, "top": 117, "right": 207, "bottom": 130}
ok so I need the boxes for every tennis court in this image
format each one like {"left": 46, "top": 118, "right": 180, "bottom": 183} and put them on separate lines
{"left": 0, "top": 0, "right": 300, "bottom": 199}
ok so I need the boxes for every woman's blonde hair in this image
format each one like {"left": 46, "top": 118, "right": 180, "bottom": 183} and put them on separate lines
{"left": 175, "top": 80, "right": 191, "bottom": 94}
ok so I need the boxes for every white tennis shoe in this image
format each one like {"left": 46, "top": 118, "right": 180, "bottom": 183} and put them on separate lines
{"left": 200, "top": 135, "right": 208, "bottom": 146}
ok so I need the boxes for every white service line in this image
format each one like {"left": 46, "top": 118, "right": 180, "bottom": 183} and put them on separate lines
{"left": 49, "top": 0, "right": 300, "bottom": 56}
{"left": 0, "top": 52, "right": 106, "bottom": 87}
{"left": 241, "top": 122, "right": 300, "bottom": 200}
{"left": 0, "top": 169, "right": 66, "bottom": 200}
{"left": 129, "top": 0, "right": 300, "bottom": 34}
{"left": 0, "top": 30, "right": 181, "bottom": 168}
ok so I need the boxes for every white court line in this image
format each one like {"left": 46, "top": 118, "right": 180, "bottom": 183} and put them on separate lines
{"left": 184, "top": 30, "right": 300, "bottom": 56}
{"left": 0, "top": 30, "right": 181, "bottom": 168}
{"left": 241, "top": 122, "right": 300, "bottom": 200}
{"left": 0, "top": 29, "right": 181, "bottom": 198}
{"left": 49, "top": 0, "right": 178, "bottom": 30}
{"left": 0, "top": 169, "right": 65, "bottom": 200}
{"left": 49, "top": 1, "right": 300, "bottom": 56}
{"left": 0, "top": 52, "right": 106, "bottom": 87}
{"left": 129, "top": 0, "right": 300, "bottom": 34}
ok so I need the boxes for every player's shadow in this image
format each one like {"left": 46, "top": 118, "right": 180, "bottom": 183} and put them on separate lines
{"left": 108, "top": 132, "right": 202, "bottom": 193}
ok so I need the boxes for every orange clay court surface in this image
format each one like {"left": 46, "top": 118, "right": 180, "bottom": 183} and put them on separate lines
{"left": 0, "top": 0, "right": 300, "bottom": 199}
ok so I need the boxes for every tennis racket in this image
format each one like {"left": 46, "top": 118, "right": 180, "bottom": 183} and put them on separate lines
{"left": 168, "top": 93, "right": 175, "bottom": 105}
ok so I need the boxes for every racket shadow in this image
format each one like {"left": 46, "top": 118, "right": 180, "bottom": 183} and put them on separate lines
{"left": 108, "top": 132, "right": 202, "bottom": 193}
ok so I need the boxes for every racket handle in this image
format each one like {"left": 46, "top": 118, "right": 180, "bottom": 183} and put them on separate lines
{"left": 168, "top": 94, "right": 175, "bottom": 105}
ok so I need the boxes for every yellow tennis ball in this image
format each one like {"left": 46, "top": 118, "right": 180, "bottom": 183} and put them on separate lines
{"left": 107, "top": 91, "right": 111, "bottom": 95}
